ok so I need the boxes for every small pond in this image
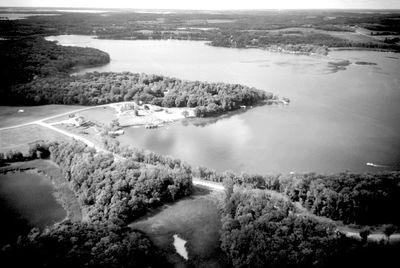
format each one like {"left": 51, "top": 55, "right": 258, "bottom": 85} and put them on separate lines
{"left": 0, "top": 170, "right": 66, "bottom": 244}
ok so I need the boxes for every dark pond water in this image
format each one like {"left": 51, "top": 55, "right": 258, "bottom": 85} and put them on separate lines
{"left": 0, "top": 171, "right": 66, "bottom": 228}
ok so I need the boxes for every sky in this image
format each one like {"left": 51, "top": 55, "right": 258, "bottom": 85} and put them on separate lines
{"left": 0, "top": 0, "right": 399, "bottom": 10}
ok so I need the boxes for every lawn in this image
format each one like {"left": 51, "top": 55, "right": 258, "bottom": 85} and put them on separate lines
{"left": 45, "top": 106, "right": 117, "bottom": 125}
{"left": 79, "top": 106, "right": 117, "bottom": 125}
{"left": 0, "top": 104, "right": 83, "bottom": 128}
{"left": 131, "top": 187, "right": 228, "bottom": 268}
{"left": 0, "top": 124, "right": 72, "bottom": 153}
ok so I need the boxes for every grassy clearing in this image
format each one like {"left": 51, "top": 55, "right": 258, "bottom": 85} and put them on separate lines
{"left": 0, "top": 159, "right": 82, "bottom": 222}
{"left": 45, "top": 106, "right": 117, "bottom": 125}
{"left": 79, "top": 106, "right": 117, "bottom": 125}
{"left": 266, "top": 27, "right": 381, "bottom": 45}
{"left": 0, "top": 124, "right": 72, "bottom": 154}
{"left": 131, "top": 187, "right": 228, "bottom": 268}
{"left": 52, "top": 123, "right": 104, "bottom": 149}
{"left": 0, "top": 105, "right": 83, "bottom": 128}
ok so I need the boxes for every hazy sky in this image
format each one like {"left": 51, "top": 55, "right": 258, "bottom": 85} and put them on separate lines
{"left": 0, "top": 0, "right": 399, "bottom": 10}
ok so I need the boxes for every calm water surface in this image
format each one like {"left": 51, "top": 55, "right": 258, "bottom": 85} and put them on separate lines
{"left": 0, "top": 171, "right": 66, "bottom": 227}
{"left": 0, "top": 13, "right": 58, "bottom": 20}
{"left": 47, "top": 35, "right": 400, "bottom": 173}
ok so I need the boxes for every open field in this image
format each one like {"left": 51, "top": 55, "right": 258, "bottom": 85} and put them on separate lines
{"left": 0, "top": 105, "right": 83, "bottom": 128}
{"left": 0, "top": 124, "right": 72, "bottom": 153}
{"left": 131, "top": 187, "right": 227, "bottom": 268}
{"left": 78, "top": 106, "right": 117, "bottom": 125}
{"left": 45, "top": 106, "right": 117, "bottom": 125}
{"left": 51, "top": 123, "right": 104, "bottom": 149}
{"left": 264, "top": 26, "right": 384, "bottom": 44}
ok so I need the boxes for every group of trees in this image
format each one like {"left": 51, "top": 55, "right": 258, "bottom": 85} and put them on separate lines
{"left": 102, "top": 136, "right": 191, "bottom": 171}
{"left": 210, "top": 30, "right": 399, "bottom": 51}
{"left": 278, "top": 172, "right": 400, "bottom": 225}
{"left": 1, "top": 141, "right": 192, "bottom": 266}
{"left": 11, "top": 72, "right": 271, "bottom": 116}
{"left": 192, "top": 165, "right": 400, "bottom": 226}
{"left": 221, "top": 187, "right": 338, "bottom": 267}
{"left": 0, "top": 37, "right": 110, "bottom": 104}
{"left": 0, "top": 221, "right": 164, "bottom": 268}
{"left": 220, "top": 186, "right": 400, "bottom": 268}
{"left": 0, "top": 142, "right": 51, "bottom": 165}
{"left": 49, "top": 141, "right": 192, "bottom": 225}
{"left": 1, "top": 36, "right": 270, "bottom": 117}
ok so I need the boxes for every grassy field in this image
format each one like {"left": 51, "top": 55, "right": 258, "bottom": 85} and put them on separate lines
{"left": 0, "top": 105, "right": 83, "bottom": 128}
{"left": 52, "top": 123, "right": 104, "bottom": 149}
{"left": 44, "top": 106, "right": 116, "bottom": 125}
{"left": 0, "top": 124, "right": 72, "bottom": 154}
{"left": 266, "top": 27, "right": 382, "bottom": 44}
{"left": 79, "top": 106, "right": 116, "bottom": 125}
{"left": 131, "top": 187, "right": 228, "bottom": 268}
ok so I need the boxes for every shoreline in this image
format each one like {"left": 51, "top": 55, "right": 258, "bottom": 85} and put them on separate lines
{"left": 329, "top": 46, "right": 399, "bottom": 53}
{"left": 0, "top": 160, "right": 83, "bottom": 223}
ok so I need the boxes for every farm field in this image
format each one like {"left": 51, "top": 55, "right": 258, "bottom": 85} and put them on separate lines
{"left": 0, "top": 105, "right": 83, "bottom": 128}
{"left": 0, "top": 124, "right": 72, "bottom": 153}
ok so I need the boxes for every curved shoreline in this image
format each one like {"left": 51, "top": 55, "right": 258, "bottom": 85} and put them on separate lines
{"left": 0, "top": 160, "right": 83, "bottom": 222}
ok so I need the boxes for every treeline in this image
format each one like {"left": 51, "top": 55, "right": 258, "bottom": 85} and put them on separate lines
{"left": 209, "top": 31, "right": 399, "bottom": 51}
{"left": 102, "top": 136, "right": 191, "bottom": 171}
{"left": 220, "top": 187, "right": 400, "bottom": 268}
{"left": 0, "top": 36, "right": 270, "bottom": 115}
{"left": 0, "top": 221, "right": 165, "bottom": 268}
{"left": 49, "top": 141, "right": 192, "bottom": 225}
{"left": 193, "top": 166, "right": 400, "bottom": 226}
{"left": 1, "top": 141, "right": 190, "bottom": 266}
{"left": 221, "top": 188, "right": 337, "bottom": 267}
{"left": 0, "top": 37, "right": 110, "bottom": 104}
{"left": 278, "top": 173, "right": 400, "bottom": 225}
{"left": 11, "top": 72, "right": 271, "bottom": 116}
{"left": 6, "top": 140, "right": 400, "bottom": 227}
{"left": 0, "top": 142, "right": 51, "bottom": 166}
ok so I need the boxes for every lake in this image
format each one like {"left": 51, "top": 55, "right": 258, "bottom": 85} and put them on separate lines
{"left": 0, "top": 171, "right": 66, "bottom": 229}
{"left": 47, "top": 35, "right": 400, "bottom": 173}
{"left": 0, "top": 13, "right": 58, "bottom": 20}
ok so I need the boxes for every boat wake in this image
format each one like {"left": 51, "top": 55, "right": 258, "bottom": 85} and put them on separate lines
{"left": 366, "top": 162, "right": 392, "bottom": 168}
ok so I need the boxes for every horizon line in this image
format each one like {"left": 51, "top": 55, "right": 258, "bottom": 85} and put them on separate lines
{"left": 1, "top": 6, "right": 400, "bottom": 11}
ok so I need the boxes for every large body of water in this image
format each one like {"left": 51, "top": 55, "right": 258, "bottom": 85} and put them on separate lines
{"left": 47, "top": 35, "right": 400, "bottom": 173}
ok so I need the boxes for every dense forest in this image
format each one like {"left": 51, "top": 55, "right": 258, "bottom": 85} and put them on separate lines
{"left": 0, "top": 36, "right": 270, "bottom": 116}
{"left": 209, "top": 30, "right": 399, "bottom": 50}
{"left": 192, "top": 166, "right": 400, "bottom": 226}
{"left": 220, "top": 187, "right": 400, "bottom": 268}
{"left": 49, "top": 141, "right": 192, "bottom": 225}
{"left": 81, "top": 136, "right": 400, "bottom": 227}
{"left": 0, "top": 37, "right": 110, "bottom": 104}
{"left": 0, "top": 221, "right": 165, "bottom": 268}
{"left": 11, "top": 72, "right": 271, "bottom": 116}
{"left": 2, "top": 142, "right": 400, "bottom": 267}
{"left": 278, "top": 173, "right": 400, "bottom": 225}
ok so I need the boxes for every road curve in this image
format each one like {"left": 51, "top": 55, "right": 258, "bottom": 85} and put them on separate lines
{"left": 192, "top": 178, "right": 225, "bottom": 192}
{"left": 0, "top": 101, "right": 136, "bottom": 131}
